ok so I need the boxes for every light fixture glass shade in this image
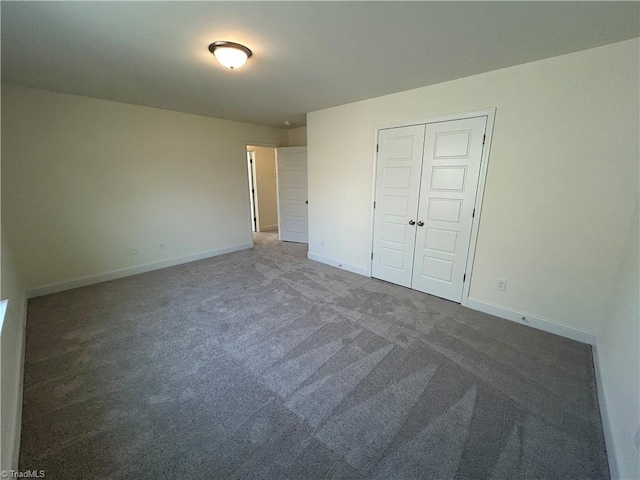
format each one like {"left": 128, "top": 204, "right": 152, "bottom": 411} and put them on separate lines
{"left": 209, "top": 42, "right": 252, "bottom": 69}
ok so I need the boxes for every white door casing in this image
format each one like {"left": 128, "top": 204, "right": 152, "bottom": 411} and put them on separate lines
{"left": 411, "top": 116, "right": 487, "bottom": 302}
{"left": 247, "top": 151, "right": 258, "bottom": 232}
{"left": 371, "top": 125, "right": 426, "bottom": 287}
{"left": 276, "top": 146, "right": 308, "bottom": 243}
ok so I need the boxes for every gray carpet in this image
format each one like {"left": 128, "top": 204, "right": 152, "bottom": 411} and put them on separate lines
{"left": 20, "top": 232, "right": 609, "bottom": 479}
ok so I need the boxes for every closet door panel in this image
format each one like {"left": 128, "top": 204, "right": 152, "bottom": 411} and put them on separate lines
{"left": 411, "top": 117, "right": 487, "bottom": 301}
{"left": 371, "top": 125, "right": 426, "bottom": 287}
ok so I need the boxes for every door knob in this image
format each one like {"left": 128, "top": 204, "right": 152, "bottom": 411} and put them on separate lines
{"left": 417, "top": 221, "right": 424, "bottom": 227}
{"left": 409, "top": 220, "right": 416, "bottom": 225}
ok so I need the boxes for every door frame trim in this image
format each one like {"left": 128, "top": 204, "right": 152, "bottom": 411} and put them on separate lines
{"left": 245, "top": 142, "right": 280, "bottom": 247}
{"left": 369, "top": 108, "right": 497, "bottom": 306}
{"left": 247, "top": 150, "right": 259, "bottom": 232}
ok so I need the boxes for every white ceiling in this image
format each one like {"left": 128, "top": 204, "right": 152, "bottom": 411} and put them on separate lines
{"left": 2, "top": 2, "right": 638, "bottom": 128}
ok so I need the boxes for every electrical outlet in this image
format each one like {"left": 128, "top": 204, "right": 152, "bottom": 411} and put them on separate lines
{"left": 496, "top": 278, "right": 507, "bottom": 291}
{"left": 635, "top": 426, "right": 640, "bottom": 450}
{"left": 160, "top": 242, "right": 166, "bottom": 251}
{"left": 130, "top": 247, "right": 138, "bottom": 255}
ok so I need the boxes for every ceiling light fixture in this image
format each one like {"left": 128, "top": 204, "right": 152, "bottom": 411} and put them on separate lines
{"left": 208, "top": 41, "right": 252, "bottom": 69}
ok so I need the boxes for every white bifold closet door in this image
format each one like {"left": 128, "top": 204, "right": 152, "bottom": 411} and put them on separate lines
{"left": 372, "top": 116, "right": 487, "bottom": 302}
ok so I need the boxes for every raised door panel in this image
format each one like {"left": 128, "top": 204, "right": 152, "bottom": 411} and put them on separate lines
{"left": 371, "top": 125, "right": 425, "bottom": 287}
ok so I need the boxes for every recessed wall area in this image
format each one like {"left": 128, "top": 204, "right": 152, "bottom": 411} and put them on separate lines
{"left": 287, "top": 126, "right": 308, "bottom": 147}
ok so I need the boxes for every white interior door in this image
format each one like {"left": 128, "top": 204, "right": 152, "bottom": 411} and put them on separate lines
{"left": 371, "top": 125, "right": 426, "bottom": 287}
{"left": 276, "top": 147, "right": 308, "bottom": 243}
{"left": 411, "top": 116, "right": 487, "bottom": 302}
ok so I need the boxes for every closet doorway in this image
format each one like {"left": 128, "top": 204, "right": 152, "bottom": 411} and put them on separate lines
{"left": 371, "top": 110, "right": 495, "bottom": 304}
{"left": 246, "top": 146, "right": 279, "bottom": 233}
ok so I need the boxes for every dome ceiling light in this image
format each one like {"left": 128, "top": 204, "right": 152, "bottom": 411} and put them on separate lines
{"left": 208, "top": 41, "right": 252, "bottom": 69}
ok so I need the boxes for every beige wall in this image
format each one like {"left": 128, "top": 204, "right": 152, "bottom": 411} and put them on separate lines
{"left": 248, "top": 146, "right": 278, "bottom": 231}
{"left": 288, "top": 126, "right": 307, "bottom": 146}
{"left": 2, "top": 84, "right": 288, "bottom": 291}
{"left": 307, "top": 39, "right": 639, "bottom": 479}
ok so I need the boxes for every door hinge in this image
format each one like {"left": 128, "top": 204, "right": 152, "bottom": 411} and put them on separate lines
{"left": 373, "top": 201, "right": 376, "bottom": 209}
{"left": 252, "top": 188, "right": 255, "bottom": 193}
{"left": 376, "top": 144, "right": 379, "bottom": 153}
{"left": 472, "top": 208, "right": 475, "bottom": 218}
{"left": 371, "top": 252, "right": 374, "bottom": 260}
{"left": 483, "top": 134, "right": 486, "bottom": 145}
{"left": 463, "top": 273, "right": 466, "bottom": 282}
{"left": 250, "top": 158, "right": 253, "bottom": 163}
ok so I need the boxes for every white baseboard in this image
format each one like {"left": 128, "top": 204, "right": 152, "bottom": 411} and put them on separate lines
{"left": 259, "top": 224, "right": 278, "bottom": 232}
{"left": 26, "top": 243, "right": 253, "bottom": 299}
{"left": 465, "top": 298, "right": 596, "bottom": 345}
{"left": 591, "top": 343, "right": 617, "bottom": 479}
{"left": 307, "top": 251, "right": 370, "bottom": 277}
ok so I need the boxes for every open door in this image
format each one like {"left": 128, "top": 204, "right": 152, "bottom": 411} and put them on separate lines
{"left": 276, "top": 147, "right": 308, "bottom": 243}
